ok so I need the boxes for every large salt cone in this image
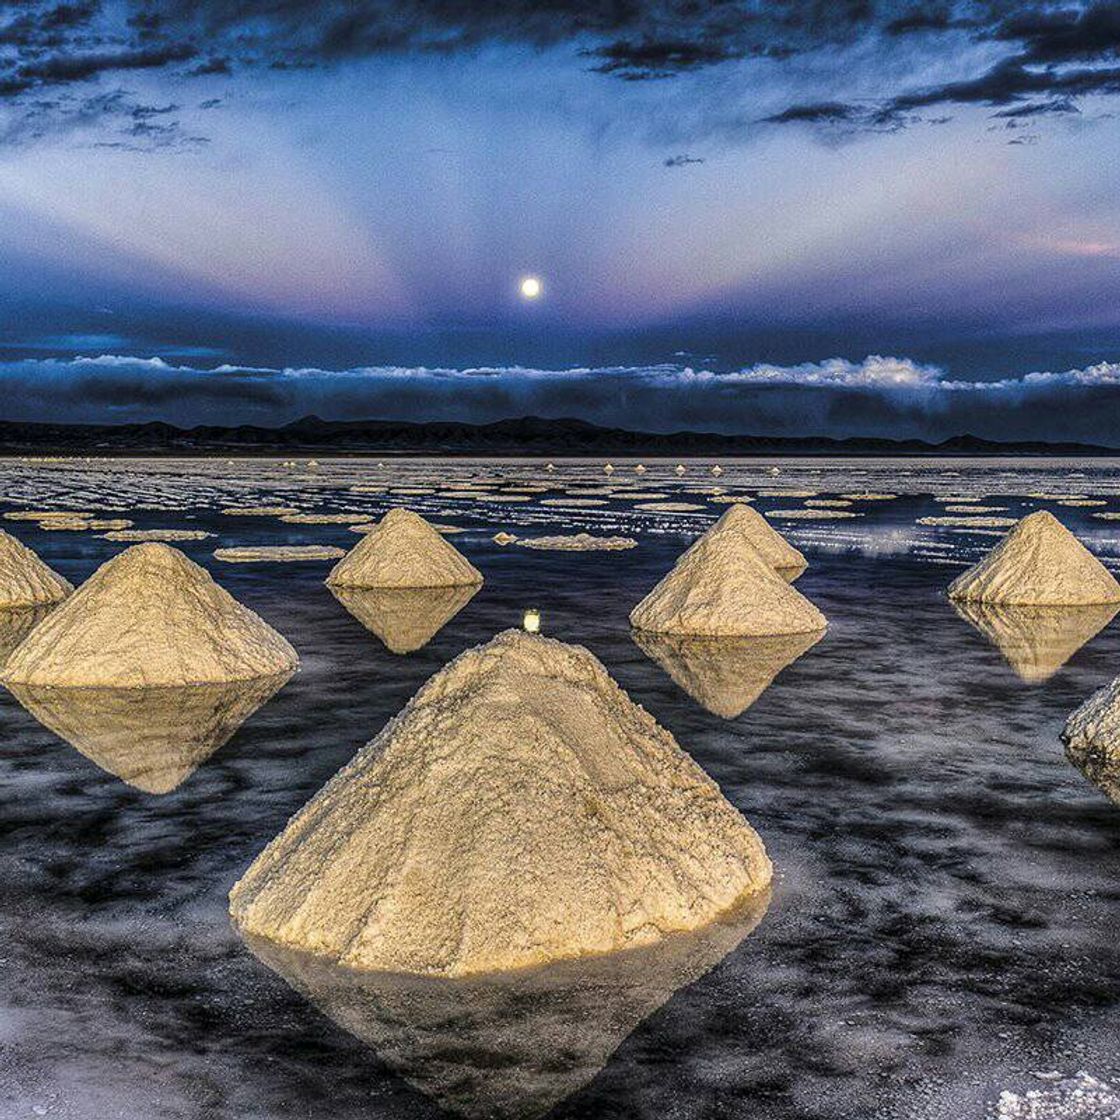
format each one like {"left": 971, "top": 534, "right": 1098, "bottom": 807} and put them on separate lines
{"left": 0, "top": 530, "right": 73, "bottom": 608}
{"left": 327, "top": 507, "right": 482, "bottom": 590}
{"left": 633, "top": 630, "right": 824, "bottom": 719}
{"left": 1062, "top": 676, "right": 1120, "bottom": 805}
{"left": 230, "top": 630, "right": 771, "bottom": 977}
{"left": 0, "top": 543, "right": 298, "bottom": 688}
{"left": 948, "top": 511, "right": 1120, "bottom": 606}
{"left": 630, "top": 531, "right": 826, "bottom": 638}
{"left": 239, "top": 888, "right": 769, "bottom": 1120}
{"left": 689, "top": 504, "right": 806, "bottom": 578}
{"left": 0, "top": 606, "right": 53, "bottom": 670}
{"left": 329, "top": 584, "right": 478, "bottom": 654}
{"left": 7, "top": 674, "right": 292, "bottom": 794}
{"left": 952, "top": 600, "right": 1119, "bottom": 683}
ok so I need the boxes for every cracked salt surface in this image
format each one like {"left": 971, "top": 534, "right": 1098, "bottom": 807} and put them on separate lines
{"left": 1, "top": 456, "right": 1120, "bottom": 1119}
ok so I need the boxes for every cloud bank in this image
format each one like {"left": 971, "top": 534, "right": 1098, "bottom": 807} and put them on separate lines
{"left": 5, "top": 353, "right": 1120, "bottom": 445}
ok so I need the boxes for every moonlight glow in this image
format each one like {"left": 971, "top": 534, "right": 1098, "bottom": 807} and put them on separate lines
{"left": 519, "top": 276, "right": 542, "bottom": 300}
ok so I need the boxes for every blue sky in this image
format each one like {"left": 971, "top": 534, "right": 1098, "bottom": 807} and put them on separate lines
{"left": 2, "top": 1, "right": 1120, "bottom": 438}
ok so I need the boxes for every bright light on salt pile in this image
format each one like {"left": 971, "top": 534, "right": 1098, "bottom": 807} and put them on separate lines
{"left": 523, "top": 609, "right": 541, "bottom": 634}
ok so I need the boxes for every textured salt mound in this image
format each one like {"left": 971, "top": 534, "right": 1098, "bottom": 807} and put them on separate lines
{"left": 0, "top": 606, "right": 52, "bottom": 669}
{"left": 695, "top": 504, "right": 807, "bottom": 574}
{"left": 633, "top": 630, "right": 823, "bottom": 719}
{"left": 631, "top": 536, "right": 825, "bottom": 637}
{"left": 102, "top": 528, "right": 214, "bottom": 542}
{"left": 1, "top": 543, "right": 299, "bottom": 687}
{"left": 1063, "top": 675, "right": 1120, "bottom": 799}
{"left": 953, "top": 601, "right": 1118, "bottom": 683}
{"left": 214, "top": 546, "right": 346, "bottom": 563}
{"left": 515, "top": 534, "right": 637, "bottom": 551}
{"left": 330, "top": 585, "right": 478, "bottom": 653}
{"left": 8, "top": 674, "right": 290, "bottom": 793}
{"left": 948, "top": 511, "right": 1120, "bottom": 606}
{"left": 327, "top": 508, "right": 482, "bottom": 590}
{"left": 241, "top": 889, "right": 769, "bottom": 1120}
{"left": 0, "top": 530, "right": 73, "bottom": 608}
{"left": 230, "top": 629, "right": 771, "bottom": 976}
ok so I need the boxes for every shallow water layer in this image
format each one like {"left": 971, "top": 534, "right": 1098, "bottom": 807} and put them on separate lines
{"left": 1, "top": 457, "right": 1119, "bottom": 1120}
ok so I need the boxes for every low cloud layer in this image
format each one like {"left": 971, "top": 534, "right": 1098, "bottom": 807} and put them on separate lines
{"left": 4, "top": 353, "right": 1120, "bottom": 445}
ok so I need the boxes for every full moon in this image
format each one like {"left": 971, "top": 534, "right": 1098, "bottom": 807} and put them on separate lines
{"left": 519, "top": 276, "right": 542, "bottom": 300}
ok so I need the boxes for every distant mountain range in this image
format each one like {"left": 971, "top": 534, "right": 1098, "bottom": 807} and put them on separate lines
{"left": 0, "top": 415, "right": 1114, "bottom": 457}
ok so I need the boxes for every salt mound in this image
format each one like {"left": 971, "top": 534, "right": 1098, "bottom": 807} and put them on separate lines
{"left": 634, "top": 630, "right": 823, "bottom": 719}
{"left": 241, "top": 889, "right": 768, "bottom": 1120}
{"left": 630, "top": 508, "right": 824, "bottom": 637}
{"left": 700, "top": 504, "right": 807, "bottom": 573}
{"left": 948, "top": 511, "right": 1120, "bottom": 605}
{"left": 230, "top": 629, "right": 771, "bottom": 976}
{"left": 1063, "top": 675, "right": 1120, "bottom": 804}
{"left": 953, "top": 601, "right": 1118, "bottom": 683}
{"left": 0, "top": 530, "right": 73, "bottom": 608}
{"left": 1, "top": 543, "right": 299, "bottom": 688}
{"left": 327, "top": 508, "right": 482, "bottom": 589}
{"left": 515, "top": 533, "right": 636, "bottom": 551}
{"left": 0, "top": 606, "right": 52, "bottom": 669}
{"left": 8, "top": 674, "right": 290, "bottom": 793}
{"left": 330, "top": 585, "right": 478, "bottom": 653}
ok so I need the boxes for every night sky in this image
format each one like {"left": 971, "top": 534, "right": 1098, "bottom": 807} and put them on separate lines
{"left": 3, "top": 1, "right": 1120, "bottom": 441}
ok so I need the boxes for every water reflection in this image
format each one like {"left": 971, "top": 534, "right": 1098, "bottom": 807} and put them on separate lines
{"left": 330, "top": 585, "right": 479, "bottom": 653}
{"left": 241, "top": 888, "right": 769, "bottom": 1120}
{"left": 951, "top": 601, "right": 1119, "bottom": 683}
{"left": 5, "top": 673, "right": 292, "bottom": 793}
{"left": 633, "top": 630, "right": 823, "bottom": 718}
{"left": 0, "top": 606, "right": 51, "bottom": 669}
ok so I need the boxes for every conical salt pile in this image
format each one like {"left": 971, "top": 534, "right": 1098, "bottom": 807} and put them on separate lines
{"left": 1062, "top": 676, "right": 1120, "bottom": 805}
{"left": 630, "top": 519, "right": 825, "bottom": 638}
{"left": 699, "top": 503, "right": 807, "bottom": 575}
{"left": 327, "top": 507, "right": 482, "bottom": 589}
{"left": 1, "top": 543, "right": 298, "bottom": 688}
{"left": 0, "top": 530, "right": 72, "bottom": 608}
{"left": 948, "top": 511, "right": 1120, "bottom": 605}
{"left": 230, "top": 629, "right": 771, "bottom": 976}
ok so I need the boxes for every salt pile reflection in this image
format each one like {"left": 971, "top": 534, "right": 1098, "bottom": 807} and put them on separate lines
{"left": 329, "top": 584, "right": 479, "bottom": 653}
{"left": 6, "top": 672, "right": 292, "bottom": 793}
{"left": 240, "top": 887, "right": 769, "bottom": 1119}
{"left": 633, "top": 630, "right": 823, "bottom": 718}
{"left": 951, "top": 600, "right": 1118, "bottom": 683}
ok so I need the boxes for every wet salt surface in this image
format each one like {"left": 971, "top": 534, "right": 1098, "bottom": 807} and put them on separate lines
{"left": 1, "top": 457, "right": 1120, "bottom": 1119}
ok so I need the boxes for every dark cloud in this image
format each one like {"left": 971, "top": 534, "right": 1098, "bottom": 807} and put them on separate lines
{"left": 4, "top": 355, "right": 1120, "bottom": 445}
{"left": 4, "top": 0, "right": 1120, "bottom": 149}
{"left": 663, "top": 152, "right": 704, "bottom": 166}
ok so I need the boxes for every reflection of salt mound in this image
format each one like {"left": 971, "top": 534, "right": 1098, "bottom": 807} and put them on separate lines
{"left": 630, "top": 512, "right": 825, "bottom": 637}
{"left": 241, "top": 889, "right": 768, "bottom": 1120}
{"left": 327, "top": 508, "right": 482, "bottom": 589}
{"left": 953, "top": 600, "right": 1118, "bottom": 683}
{"left": 0, "top": 606, "right": 52, "bottom": 669}
{"left": 0, "top": 530, "right": 72, "bottom": 608}
{"left": 7, "top": 674, "right": 291, "bottom": 793}
{"left": 948, "top": 511, "right": 1120, "bottom": 605}
{"left": 1062, "top": 675, "right": 1120, "bottom": 805}
{"left": 634, "top": 630, "right": 823, "bottom": 718}
{"left": 1, "top": 543, "right": 299, "bottom": 688}
{"left": 231, "top": 630, "right": 771, "bottom": 975}
{"left": 330, "top": 585, "right": 478, "bottom": 653}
